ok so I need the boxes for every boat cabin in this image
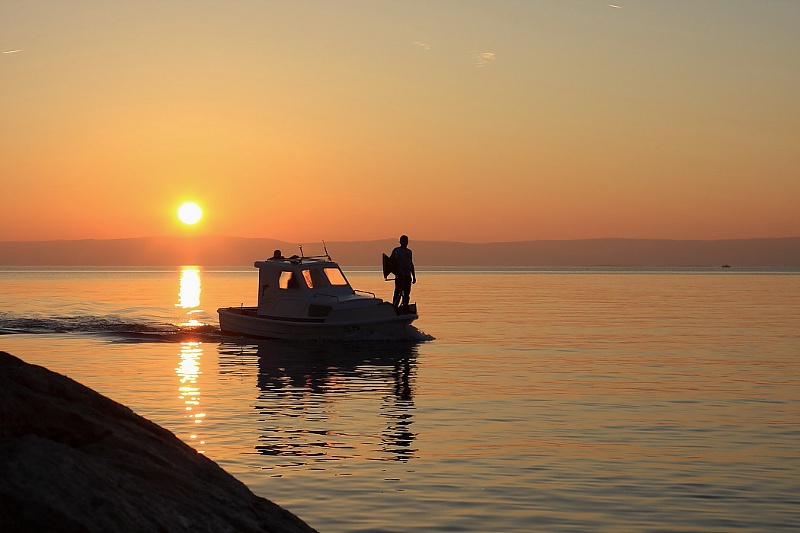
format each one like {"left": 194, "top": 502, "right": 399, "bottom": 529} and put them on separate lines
{"left": 255, "top": 256, "right": 360, "bottom": 318}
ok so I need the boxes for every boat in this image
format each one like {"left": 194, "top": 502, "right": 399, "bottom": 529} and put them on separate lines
{"left": 217, "top": 249, "right": 418, "bottom": 340}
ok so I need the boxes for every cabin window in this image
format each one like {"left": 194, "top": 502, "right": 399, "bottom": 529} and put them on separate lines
{"left": 279, "top": 271, "right": 302, "bottom": 290}
{"left": 302, "top": 270, "right": 314, "bottom": 289}
{"left": 324, "top": 267, "right": 348, "bottom": 286}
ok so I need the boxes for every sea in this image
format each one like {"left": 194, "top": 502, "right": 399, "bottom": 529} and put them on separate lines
{"left": 1, "top": 265, "right": 798, "bottom": 532}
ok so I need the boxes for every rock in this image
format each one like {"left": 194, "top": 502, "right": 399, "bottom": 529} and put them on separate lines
{"left": 0, "top": 351, "right": 318, "bottom": 532}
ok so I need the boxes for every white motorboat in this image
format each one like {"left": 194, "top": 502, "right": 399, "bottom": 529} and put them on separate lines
{"left": 217, "top": 251, "right": 418, "bottom": 340}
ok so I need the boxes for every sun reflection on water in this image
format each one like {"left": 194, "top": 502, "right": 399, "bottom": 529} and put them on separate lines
{"left": 175, "top": 266, "right": 204, "bottom": 327}
{"left": 176, "top": 341, "right": 206, "bottom": 453}
{"left": 174, "top": 266, "right": 207, "bottom": 452}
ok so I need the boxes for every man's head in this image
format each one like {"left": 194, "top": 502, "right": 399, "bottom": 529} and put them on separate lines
{"left": 399, "top": 235, "right": 409, "bottom": 247}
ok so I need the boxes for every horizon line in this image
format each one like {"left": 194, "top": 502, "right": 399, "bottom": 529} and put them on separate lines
{"left": 2, "top": 235, "right": 799, "bottom": 245}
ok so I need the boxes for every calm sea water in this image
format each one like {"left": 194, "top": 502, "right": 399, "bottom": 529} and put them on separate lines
{"left": 1, "top": 266, "right": 798, "bottom": 532}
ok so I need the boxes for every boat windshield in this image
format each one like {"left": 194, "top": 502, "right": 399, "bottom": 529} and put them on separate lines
{"left": 324, "top": 267, "right": 348, "bottom": 286}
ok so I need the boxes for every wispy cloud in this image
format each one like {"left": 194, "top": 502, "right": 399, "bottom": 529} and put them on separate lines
{"left": 3, "top": 49, "right": 23, "bottom": 54}
{"left": 474, "top": 52, "right": 496, "bottom": 68}
{"left": 413, "top": 41, "right": 430, "bottom": 50}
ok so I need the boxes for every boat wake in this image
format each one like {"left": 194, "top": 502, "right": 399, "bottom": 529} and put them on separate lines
{"left": 0, "top": 312, "right": 434, "bottom": 343}
{"left": 0, "top": 312, "right": 221, "bottom": 343}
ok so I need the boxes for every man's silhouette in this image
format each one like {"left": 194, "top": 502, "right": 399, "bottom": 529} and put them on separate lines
{"left": 390, "top": 235, "right": 416, "bottom": 312}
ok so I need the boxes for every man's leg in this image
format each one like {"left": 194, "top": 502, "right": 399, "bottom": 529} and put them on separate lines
{"left": 393, "top": 277, "right": 403, "bottom": 308}
{"left": 402, "top": 276, "right": 412, "bottom": 309}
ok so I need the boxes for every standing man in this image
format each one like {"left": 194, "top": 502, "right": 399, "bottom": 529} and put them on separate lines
{"left": 390, "top": 235, "right": 416, "bottom": 313}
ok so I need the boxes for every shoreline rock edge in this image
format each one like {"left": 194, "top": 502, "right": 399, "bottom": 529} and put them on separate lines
{"left": 0, "top": 351, "right": 318, "bottom": 532}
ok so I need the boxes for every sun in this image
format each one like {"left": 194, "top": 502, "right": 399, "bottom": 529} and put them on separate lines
{"left": 177, "top": 202, "right": 203, "bottom": 225}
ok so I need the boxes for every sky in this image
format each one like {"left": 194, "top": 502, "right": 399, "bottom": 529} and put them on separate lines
{"left": 1, "top": 1, "right": 799, "bottom": 243}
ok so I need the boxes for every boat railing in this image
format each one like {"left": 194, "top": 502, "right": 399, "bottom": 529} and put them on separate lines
{"left": 299, "top": 242, "right": 333, "bottom": 262}
{"left": 354, "top": 289, "right": 376, "bottom": 298}
{"left": 314, "top": 289, "right": 377, "bottom": 301}
{"left": 273, "top": 255, "right": 328, "bottom": 265}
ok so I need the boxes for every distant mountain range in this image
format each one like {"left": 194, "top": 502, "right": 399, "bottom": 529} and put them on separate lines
{"left": 1, "top": 236, "right": 798, "bottom": 267}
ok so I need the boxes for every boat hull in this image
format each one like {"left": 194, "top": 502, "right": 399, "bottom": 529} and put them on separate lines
{"left": 218, "top": 304, "right": 418, "bottom": 340}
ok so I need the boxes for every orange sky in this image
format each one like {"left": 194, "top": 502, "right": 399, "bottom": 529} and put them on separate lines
{"left": 2, "top": 1, "right": 799, "bottom": 243}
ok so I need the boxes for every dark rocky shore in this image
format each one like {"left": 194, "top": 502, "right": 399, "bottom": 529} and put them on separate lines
{"left": 0, "top": 351, "right": 318, "bottom": 532}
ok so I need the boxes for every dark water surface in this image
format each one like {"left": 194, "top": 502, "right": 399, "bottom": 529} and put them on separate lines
{"left": 1, "top": 266, "right": 798, "bottom": 532}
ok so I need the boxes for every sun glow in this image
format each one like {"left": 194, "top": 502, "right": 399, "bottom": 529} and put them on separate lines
{"left": 177, "top": 202, "right": 203, "bottom": 225}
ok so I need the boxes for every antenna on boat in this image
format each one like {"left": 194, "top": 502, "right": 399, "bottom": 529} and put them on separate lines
{"left": 323, "top": 240, "right": 331, "bottom": 260}
{"left": 299, "top": 244, "right": 304, "bottom": 260}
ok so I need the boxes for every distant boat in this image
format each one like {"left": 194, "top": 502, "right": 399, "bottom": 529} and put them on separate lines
{"left": 722, "top": 264, "right": 731, "bottom": 268}
{"left": 217, "top": 250, "right": 417, "bottom": 340}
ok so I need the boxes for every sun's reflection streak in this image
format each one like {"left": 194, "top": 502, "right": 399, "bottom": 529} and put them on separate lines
{"left": 174, "top": 266, "right": 207, "bottom": 452}
{"left": 175, "top": 266, "right": 204, "bottom": 327}
{"left": 176, "top": 341, "right": 206, "bottom": 453}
